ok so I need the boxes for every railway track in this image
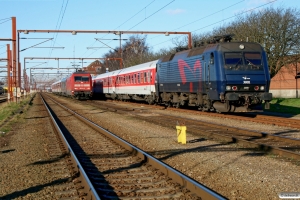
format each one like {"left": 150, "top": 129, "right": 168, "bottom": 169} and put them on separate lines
{"left": 41, "top": 93, "right": 226, "bottom": 199}
{"left": 104, "top": 99, "right": 300, "bottom": 130}
{"left": 77, "top": 99, "right": 300, "bottom": 162}
{"left": 0, "top": 95, "right": 7, "bottom": 103}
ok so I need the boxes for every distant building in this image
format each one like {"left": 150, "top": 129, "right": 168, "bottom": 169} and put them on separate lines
{"left": 82, "top": 60, "right": 103, "bottom": 75}
{"left": 270, "top": 63, "right": 300, "bottom": 98}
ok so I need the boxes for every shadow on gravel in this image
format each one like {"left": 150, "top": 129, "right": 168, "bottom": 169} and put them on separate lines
{"left": 0, "top": 177, "right": 71, "bottom": 200}
{"left": 243, "top": 152, "right": 265, "bottom": 156}
{"left": 0, "top": 149, "right": 15, "bottom": 154}
{"left": 188, "top": 138, "right": 206, "bottom": 143}
{"left": 149, "top": 142, "right": 268, "bottom": 162}
{"left": 272, "top": 129, "right": 299, "bottom": 136}
{"left": 24, "top": 116, "right": 49, "bottom": 120}
{"left": 85, "top": 110, "right": 108, "bottom": 114}
{"left": 27, "top": 153, "right": 68, "bottom": 166}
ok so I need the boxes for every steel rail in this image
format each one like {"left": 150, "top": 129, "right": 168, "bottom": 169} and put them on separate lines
{"left": 40, "top": 94, "right": 100, "bottom": 200}
{"left": 86, "top": 99, "right": 300, "bottom": 161}
{"left": 45, "top": 94, "right": 227, "bottom": 200}
{"left": 0, "top": 96, "right": 7, "bottom": 103}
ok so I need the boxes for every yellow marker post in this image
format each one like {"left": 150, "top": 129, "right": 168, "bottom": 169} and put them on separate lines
{"left": 176, "top": 125, "right": 186, "bottom": 144}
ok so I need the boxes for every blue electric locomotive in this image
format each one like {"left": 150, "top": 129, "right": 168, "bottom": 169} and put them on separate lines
{"left": 156, "top": 37, "right": 272, "bottom": 112}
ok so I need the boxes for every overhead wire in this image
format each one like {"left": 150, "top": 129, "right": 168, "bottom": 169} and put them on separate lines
{"left": 48, "top": 0, "right": 69, "bottom": 58}
{"left": 44, "top": 0, "right": 69, "bottom": 83}
{"left": 0, "top": 18, "right": 11, "bottom": 25}
{"left": 147, "top": 0, "right": 245, "bottom": 45}
{"left": 117, "top": 0, "right": 156, "bottom": 31}
{"left": 151, "top": 0, "right": 278, "bottom": 49}
{"left": 149, "top": 0, "right": 245, "bottom": 42}
{"left": 126, "top": 0, "right": 175, "bottom": 31}
{"left": 49, "top": 0, "right": 69, "bottom": 57}
{"left": 46, "top": 0, "right": 65, "bottom": 60}
{"left": 83, "top": 0, "right": 157, "bottom": 58}
{"left": 0, "top": 17, "right": 11, "bottom": 21}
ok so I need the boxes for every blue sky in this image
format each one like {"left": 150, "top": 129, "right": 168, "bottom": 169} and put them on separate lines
{"left": 0, "top": 0, "right": 299, "bottom": 84}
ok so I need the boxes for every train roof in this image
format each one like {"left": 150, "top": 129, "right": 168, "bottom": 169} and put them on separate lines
{"left": 51, "top": 71, "right": 92, "bottom": 86}
{"left": 51, "top": 80, "right": 61, "bottom": 86}
{"left": 159, "top": 42, "right": 265, "bottom": 63}
{"left": 93, "top": 60, "right": 158, "bottom": 79}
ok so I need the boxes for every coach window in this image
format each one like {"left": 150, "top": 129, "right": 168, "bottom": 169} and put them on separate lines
{"left": 144, "top": 72, "right": 147, "bottom": 83}
{"left": 147, "top": 71, "right": 150, "bottom": 83}
{"left": 140, "top": 73, "right": 143, "bottom": 83}
{"left": 137, "top": 73, "right": 140, "bottom": 83}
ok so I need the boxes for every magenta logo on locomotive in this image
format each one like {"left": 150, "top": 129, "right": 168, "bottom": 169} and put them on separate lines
{"left": 178, "top": 59, "right": 202, "bottom": 92}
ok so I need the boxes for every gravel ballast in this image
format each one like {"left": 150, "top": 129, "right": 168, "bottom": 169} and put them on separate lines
{"left": 0, "top": 94, "right": 299, "bottom": 199}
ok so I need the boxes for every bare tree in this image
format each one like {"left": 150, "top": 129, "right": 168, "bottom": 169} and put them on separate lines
{"left": 223, "top": 7, "right": 300, "bottom": 77}
{"left": 102, "top": 35, "right": 159, "bottom": 70}
{"left": 173, "top": 7, "right": 300, "bottom": 78}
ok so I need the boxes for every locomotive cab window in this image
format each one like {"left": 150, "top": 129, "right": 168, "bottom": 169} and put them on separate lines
{"left": 224, "top": 52, "right": 243, "bottom": 69}
{"left": 223, "top": 52, "right": 263, "bottom": 71}
{"left": 244, "top": 52, "right": 263, "bottom": 70}
{"left": 75, "top": 76, "right": 90, "bottom": 82}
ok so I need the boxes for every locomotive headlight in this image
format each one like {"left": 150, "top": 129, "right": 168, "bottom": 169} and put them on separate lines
{"left": 254, "top": 86, "right": 259, "bottom": 91}
{"left": 232, "top": 86, "right": 238, "bottom": 91}
{"left": 226, "top": 86, "right": 231, "bottom": 90}
{"left": 260, "top": 86, "right": 265, "bottom": 90}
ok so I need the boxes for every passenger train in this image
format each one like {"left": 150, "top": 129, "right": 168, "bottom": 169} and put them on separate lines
{"left": 92, "top": 37, "right": 272, "bottom": 113}
{"left": 51, "top": 71, "right": 93, "bottom": 100}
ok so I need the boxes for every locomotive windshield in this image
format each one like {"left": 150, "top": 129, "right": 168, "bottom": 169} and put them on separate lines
{"left": 224, "top": 52, "right": 263, "bottom": 71}
{"left": 75, "top": 76, "right": 90, "bottom": 82}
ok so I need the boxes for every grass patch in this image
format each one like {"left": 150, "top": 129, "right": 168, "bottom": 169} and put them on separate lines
{"left": 0, "top": 97, "right": 31, "bottom": 133}
{"left": 265, "top": 98, "right": 300, "bottom": 114}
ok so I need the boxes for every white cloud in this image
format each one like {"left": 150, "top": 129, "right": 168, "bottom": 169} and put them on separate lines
{"left": 166, "top": 9, "right": 186, "bottom": 15}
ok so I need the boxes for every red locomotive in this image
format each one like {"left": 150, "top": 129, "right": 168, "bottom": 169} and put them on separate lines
{"left": 51, "top": 71, "right": 93, "bottom": 100}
